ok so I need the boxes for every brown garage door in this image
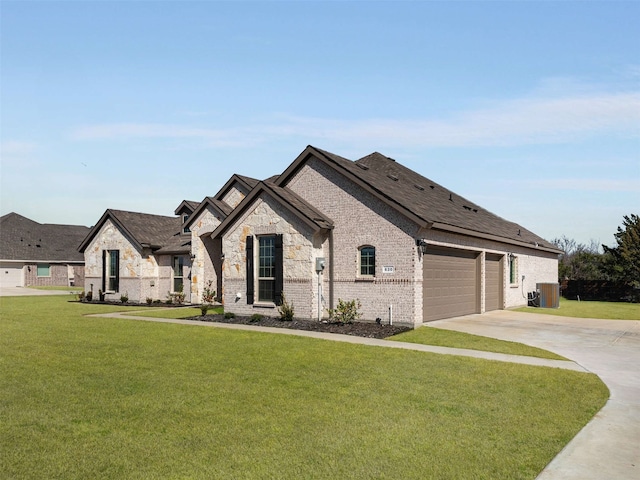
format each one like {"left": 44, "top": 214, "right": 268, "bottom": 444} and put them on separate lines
{"left": 423, "top": 247, "right": 479, "bottom": 322}
{"left": 485, "top": 254, "right": 503, "bottom": 312}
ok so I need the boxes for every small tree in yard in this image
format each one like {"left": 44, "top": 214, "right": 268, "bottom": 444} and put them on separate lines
{"left": 200, "top": 280, "right": 216, "bottom": 316}
{"left": 603, "top": 214, "right": 640, "bottom": 288}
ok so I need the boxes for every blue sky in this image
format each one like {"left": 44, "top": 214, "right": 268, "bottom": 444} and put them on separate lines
{"left": 1, "top": 1, "right": 638, "bottom": 248}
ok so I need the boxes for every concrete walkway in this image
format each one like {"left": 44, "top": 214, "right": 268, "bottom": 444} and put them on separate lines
{"left": 430, "top": 310, "right": 640, "bottom": 480}
{"left": 91, "top": 311, "right": 586, "bottom": 371}
{"left": 90, "top": 309, "right": 640, "bottom": 479}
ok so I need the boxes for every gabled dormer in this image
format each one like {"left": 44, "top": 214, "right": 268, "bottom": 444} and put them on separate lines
{"left": 175, "top": 200, "right": 200, "bottom": 234}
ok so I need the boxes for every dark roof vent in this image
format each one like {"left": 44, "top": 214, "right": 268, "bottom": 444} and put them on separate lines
{"left": 430, "top": 185, "right": 435, "bottom": 189}
{"left": 449, "top": 193, "right": 453, "bottom": 201}
{"left": 414, "top": 184, "right": 425, "bottom": 191}
{"left": 387, "top": 174, "right": 399, "bottom": 181}
{"left": 356, "top": 163, "right": 369, "bottom": 170}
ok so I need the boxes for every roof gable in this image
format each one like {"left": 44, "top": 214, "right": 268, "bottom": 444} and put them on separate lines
{"left": 78, "top": 209, "right": 181, "bottom": 253}
{"left": 211, "top": 180, "right": 334, "bottom": 239}
{"left": 214, "top": 174, "right": 260, "bottom": 203}
{"left": 183, "top": 196, "right": 234, "bottom": 231}
{"left": 174, "top": 200, "right": 200, "bottom": 216}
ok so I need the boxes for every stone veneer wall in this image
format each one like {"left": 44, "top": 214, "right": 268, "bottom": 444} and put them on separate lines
{"left": 222, "top": 193, "right": 323, "bottom": 319}
{"left": 221, "top": 186, "right": 247, "bottom": 209}
{"left": 83, "top": 219, "right": 159, "bottom": 302}
{"left": 286, "top": 158, "right": 423, "bottom": 326}
{"left": 189, "top": 208, "right": 223, "bottom": 304}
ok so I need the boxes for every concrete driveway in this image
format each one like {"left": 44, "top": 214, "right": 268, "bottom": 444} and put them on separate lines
{"left": 0, "top": 286, "right": 77, "bottom": 297}
{"left": 430, "top": 309, "right": 640, "bottom": 480}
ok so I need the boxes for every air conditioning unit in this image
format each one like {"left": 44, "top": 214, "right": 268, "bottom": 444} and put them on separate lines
{"left": 536, "top": 283, "right": 560, "bottom": 308}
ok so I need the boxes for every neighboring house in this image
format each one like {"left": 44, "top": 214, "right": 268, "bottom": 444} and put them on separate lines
{"left": 210, "top": 146, "right": 561, "bottom": 326}
{"left": 78, "top": 208, "right": 193, "bottom": 303}
{"left": 79, "top": 145, "right": 560, "bottom": 327}
{"left": 0, "top": 212, "right": 89, "bottom": 288}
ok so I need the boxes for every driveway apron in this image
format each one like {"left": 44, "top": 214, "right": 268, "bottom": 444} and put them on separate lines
{"left": 430, "top": 310, "right": 640, "bottom": 480}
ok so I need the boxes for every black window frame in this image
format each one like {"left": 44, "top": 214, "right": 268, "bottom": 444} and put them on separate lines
{"left": 359, "top": 245, "right": 376, "bottom": 277}
{"left": 246, "top": 234, "right": 283, "bottom": 305}
{"left": 173, "top": 256, "right": 185, "bottom": 293}
{"left": 102, "top": 249, "right": 120, "bottom": 292}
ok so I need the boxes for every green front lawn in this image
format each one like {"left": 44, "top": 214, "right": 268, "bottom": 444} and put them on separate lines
{"left": 389, "top": 327, "right": 566, "bottom": 360}
{"left": 515, "top": 297, "right": 640, "bottom": 320}
{"left": 1, "top": 295, "right": 608, "bottom": 479}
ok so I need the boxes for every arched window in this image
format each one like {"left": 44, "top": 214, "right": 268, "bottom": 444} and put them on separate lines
{"left": 359, "top": 246, "right": 375, "bottom": 277}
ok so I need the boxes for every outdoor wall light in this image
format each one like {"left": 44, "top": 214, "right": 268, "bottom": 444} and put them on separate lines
{"left": 416, "top": 238, "right": 429, "bottom": 254}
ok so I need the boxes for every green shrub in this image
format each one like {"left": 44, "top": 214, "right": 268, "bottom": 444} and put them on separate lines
{"left": 146, "top": 297, "right": 153, "bottom": 305}
{"left": 85, "top": 291, "right": 93, "bottom": 302}
{"left": 224, "top": 312, "right": 235, "bottom": 319}
{"left": 328, "top": 298, "right": 362, "bottom": 324}
{"left": 120, "top": 292, "right": 129, "bottom": 303}
{"left": 250, "top": 313, "right": 263, "bottom": 322}
{"left": 167, "top": 290, "right": 185, "bottom": 305}
{"left": 77, "top": 291, "right": 85, "bottom": 302}
{"left": 200, "top": 304, "right": 210, "bottom": 316}
{"left": 278, "top": 293, "right": 295, "bottom": 321}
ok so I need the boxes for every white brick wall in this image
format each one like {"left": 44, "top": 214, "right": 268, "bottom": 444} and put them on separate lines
{"left": 287, "top": 158, "right": 422, "bottom": 326}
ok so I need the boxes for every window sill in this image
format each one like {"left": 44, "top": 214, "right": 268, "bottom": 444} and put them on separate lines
{"left": 253, "top": 302, "right": 276, "bottom": 309}
{"left": 510, "top": 284, "right": 519, "bottom": 288}
{"left": 355, "top": 277, "right": 375, "bottom": 282}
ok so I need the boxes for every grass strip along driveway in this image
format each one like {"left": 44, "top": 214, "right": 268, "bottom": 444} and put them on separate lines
{"left": 515, "top": 298, "right": 640, "bottom": 320}
{"left": 1, "top": 296, "right": 608, "bottom": 479}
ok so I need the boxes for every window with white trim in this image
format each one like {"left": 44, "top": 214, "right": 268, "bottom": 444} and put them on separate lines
{"left": 37, "top": 264, "right": 50, "bottom": 277}
{"left": 509, "top": 255, "right": 518, "bottom": 285}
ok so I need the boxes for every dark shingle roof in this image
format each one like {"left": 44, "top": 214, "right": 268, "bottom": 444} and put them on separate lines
{"left": 279, "top": 146, "right": 559, "bottom": 252}
{"left": 78, "top": 209, "right": 184, "bottom": 253}
{"left": 0, "top": 212, "right": 90, "bottom": 262}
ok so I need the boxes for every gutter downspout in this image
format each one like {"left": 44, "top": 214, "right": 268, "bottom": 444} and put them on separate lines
{"left": 329, "top": 229, "right": 334, "bottom": 313}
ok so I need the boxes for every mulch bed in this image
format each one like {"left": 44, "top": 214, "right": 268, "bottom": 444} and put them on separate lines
{"left": 186, "top": 314, "right": 412, "bottom": 339}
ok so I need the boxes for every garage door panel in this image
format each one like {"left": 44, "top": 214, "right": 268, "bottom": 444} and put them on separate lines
{"left": 423, "top": 248, "right": 479, "bottom": 322}
{"left": 485, "top": 254, "right": 503, "bottom": 312}
{"left": 1, "top": 263, "right": 24, "bottom": 288}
